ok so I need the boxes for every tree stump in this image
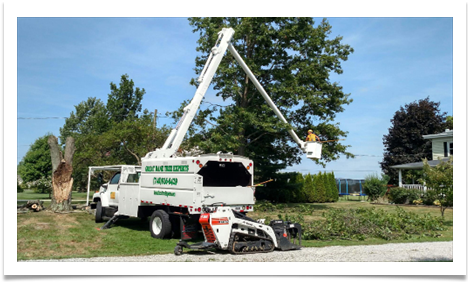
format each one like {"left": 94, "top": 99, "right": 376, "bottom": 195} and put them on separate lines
{"left": 48, "top": 136, "right": 75, "bottom": 212}
{"left": 17, "top": 200, "right": 44, "bottom": 212}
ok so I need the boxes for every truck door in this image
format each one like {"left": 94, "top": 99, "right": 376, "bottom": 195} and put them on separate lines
{"left": 108, "top": 172, "right": 121, "bottom": 207}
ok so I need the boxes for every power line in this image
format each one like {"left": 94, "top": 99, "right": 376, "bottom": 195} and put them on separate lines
{"left": 17, "top": 115, "right": 172, "bottom": 120}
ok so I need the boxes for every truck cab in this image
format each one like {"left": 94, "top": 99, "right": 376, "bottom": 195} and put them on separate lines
{"left": 91, "top": 166, "right": 141, "bottom": 223}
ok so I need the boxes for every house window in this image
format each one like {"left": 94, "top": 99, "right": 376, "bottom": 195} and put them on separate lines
{"left": 449, "top": 142, "right": 453, "bottom": 155}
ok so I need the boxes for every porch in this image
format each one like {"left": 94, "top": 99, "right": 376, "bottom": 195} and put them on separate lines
{"left": 390, "top": 158, "right": 450, "bottom": 191}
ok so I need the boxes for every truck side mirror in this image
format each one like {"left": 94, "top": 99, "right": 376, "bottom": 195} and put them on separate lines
{"left": 97, "top": 173, "right": 103, "bottom": 185}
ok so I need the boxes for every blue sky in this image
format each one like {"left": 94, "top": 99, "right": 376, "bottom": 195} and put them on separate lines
{"left": 4, "top": 2, "right": 466, "bottom": 274}
{"left": 17, "top": 17, "right": 453, "bottom": 179}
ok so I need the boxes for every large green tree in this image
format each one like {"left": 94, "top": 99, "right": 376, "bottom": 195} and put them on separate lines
{"left": 107, "top": 74, "right": 145, "bottom": 123}
{"left": 182, "top": 18, "right": 354, "bottom": 180}
{"left": 381, "top": 97, "right": 447, "bottom": 185}
{"left": 60, "top": 74, "right": 157, "bottom": 190}
{"left": 59, "top": 97, "right": 109, "bottom": 144}
{"left": 18, "top": 133, "right": 53, "bottom": 183}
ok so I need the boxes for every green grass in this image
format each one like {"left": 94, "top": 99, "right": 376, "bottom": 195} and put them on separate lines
{"left": 17, "top": 200, "right": 452, "bottom": 260}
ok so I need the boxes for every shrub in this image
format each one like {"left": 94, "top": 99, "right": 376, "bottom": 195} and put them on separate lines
{"left": 387, "top": 187, "right": 409, "bottom": 204}
{"left": 407, "top": 189, "right": 423, "bottom": 203}
{"left": 22, "top": 176, "right": 52, "bottom": 195}
{"left": 422, "top": 190, "right": 438, "bottom": 206}
{"left": 254, "top": 200, "right": 276, "bottom": 212}
{"left": 17, "top": 181, "right": 24, "bottom": 193}
{"left": 363, "top": 174, "right": 389, "bottom": 202}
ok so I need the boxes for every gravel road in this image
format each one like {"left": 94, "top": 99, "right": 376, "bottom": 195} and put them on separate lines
{"left": 24, "top": 241, "right": 452, "bottom": 262}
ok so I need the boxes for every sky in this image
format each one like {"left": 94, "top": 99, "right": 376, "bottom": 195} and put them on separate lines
{"left": 4, "top": 2, "right": 466, "bottom": 276}
{"left": 16, "top": 17, "right": 454, "bottom": 180}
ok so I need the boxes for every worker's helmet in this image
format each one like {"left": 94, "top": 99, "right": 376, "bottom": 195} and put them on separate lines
{"left": 308, "top": 129, "right": 313, "bottom": 133}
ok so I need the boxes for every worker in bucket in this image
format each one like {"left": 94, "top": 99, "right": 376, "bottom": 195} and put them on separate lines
{"left": 306, "top": 129, "right": 320, "bottom": 142}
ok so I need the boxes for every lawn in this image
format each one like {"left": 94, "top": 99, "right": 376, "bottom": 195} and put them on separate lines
{"left": 17, "top": 200, "right": 453, "bottom": 260}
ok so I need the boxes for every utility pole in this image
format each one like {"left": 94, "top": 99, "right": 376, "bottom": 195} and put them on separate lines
{"left": 154, "top": 109, "right": 157, "bottom": 129}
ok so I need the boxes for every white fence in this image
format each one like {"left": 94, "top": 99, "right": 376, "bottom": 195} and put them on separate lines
{"left": 402, "top": 184, "right": 432, "bottom": 191}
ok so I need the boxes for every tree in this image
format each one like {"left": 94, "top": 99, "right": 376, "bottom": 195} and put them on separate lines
{"left": 292, "top": 173, "right": 306, "bottom": 203}
{"left": 445, "top": 116, "right": 453, "bottom": 130}
{"left": 304, "top": 174, "right": 315, "bottom": 203}
{"left": 183, "top": 18, "right": 354, "bottom": 181}
{"left": 59, "top": 74, "right": 152, "bottom": 190}
{"left": 327, "top": 172, "right": 338, "bottom": 202}
{"left": 18, "top": 133, "right": 53, "bottom": 183}
{"left": 99, "top": 112, "right": 171, "bottom": 166}
{"left": 419, "top": 157, "right": 453, "bottom": 218}
{"left": 59, "top": 97, "right": 109, "bottom": 144}
{"left": 48, "top": 135, "right": 75, "bottom": 212}
{"left": 380, "top": 97, "right": 447, "bottom": 185}
{"left": 107, "top": 74, "right": 145, "bottom": 123}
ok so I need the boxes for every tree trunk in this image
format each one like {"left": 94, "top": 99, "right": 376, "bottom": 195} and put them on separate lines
{"left": 48, "top": 135, "right": 75, "bottom": 212}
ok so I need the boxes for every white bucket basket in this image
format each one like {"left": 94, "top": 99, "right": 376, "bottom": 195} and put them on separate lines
{"left": 305, "top": 142, "right": 322, "bottom": 159}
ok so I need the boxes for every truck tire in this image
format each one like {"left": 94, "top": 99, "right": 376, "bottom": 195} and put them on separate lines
{"left": 95, "top": 200, "right": 104, "bottom": 223}
{"left": 150, "top": 210, "right": 172, "bottom": 239}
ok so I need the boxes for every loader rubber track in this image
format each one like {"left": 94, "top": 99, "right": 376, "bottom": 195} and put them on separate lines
{"left": 228, "top": 232, "right": 275, "bottom": 254}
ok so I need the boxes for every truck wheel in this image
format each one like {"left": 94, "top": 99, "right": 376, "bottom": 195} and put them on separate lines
{"left": 150, "top": 210, "right": 172, "bottom": 239}
{"left": 95, "top": 200, "right": 104, "bottom": 223}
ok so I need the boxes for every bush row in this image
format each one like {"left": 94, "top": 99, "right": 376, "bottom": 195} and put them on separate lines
{"left": 255, "top": 171, "right": 339, "bottom": 203}
{"left": 387, "top": 187, "right": 445, "bottom": 206}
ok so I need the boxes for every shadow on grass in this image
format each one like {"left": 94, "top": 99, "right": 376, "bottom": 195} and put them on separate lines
{"left": 101, "top": 217, "right": 149, "bottom": 232}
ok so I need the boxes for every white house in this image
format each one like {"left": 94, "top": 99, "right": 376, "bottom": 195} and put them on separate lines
{"left": 390, "top": 129, "right": 453, "bottom": 189}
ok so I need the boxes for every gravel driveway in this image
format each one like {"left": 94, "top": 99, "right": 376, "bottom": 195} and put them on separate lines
{"left": 25, "top": 241, "right": 452, "bottom": 262}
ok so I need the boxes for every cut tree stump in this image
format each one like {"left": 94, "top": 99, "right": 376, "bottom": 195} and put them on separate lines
{"left": 17, "top": 200, "right": 44, "bottom": 212}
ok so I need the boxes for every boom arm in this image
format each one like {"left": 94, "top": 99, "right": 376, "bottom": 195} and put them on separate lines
{"left": 227, "top": 44, "right": 306, "bottom": 150}
{"left": 146, "top": 28, "right": 235, "bottom": 159}
{"left": 146, "top": 27, "right": 315, "bottom": 160}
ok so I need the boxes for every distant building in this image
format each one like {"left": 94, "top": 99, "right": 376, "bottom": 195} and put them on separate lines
{"left": 390, "top": 129, "right": 453, "bottom": 189}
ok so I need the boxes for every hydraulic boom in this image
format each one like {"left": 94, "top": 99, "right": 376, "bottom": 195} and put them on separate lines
{"left": 144, "top": 27, "right": 321, "bottom": 160}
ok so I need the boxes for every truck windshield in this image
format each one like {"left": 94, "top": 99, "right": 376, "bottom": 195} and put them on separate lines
{"left": 197, "top": 161, "right": 252, "bottom": 187}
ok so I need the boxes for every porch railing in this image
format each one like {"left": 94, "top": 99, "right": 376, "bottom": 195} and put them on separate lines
{"left": 402, "top": 184, "right": 431, "bottom": 191}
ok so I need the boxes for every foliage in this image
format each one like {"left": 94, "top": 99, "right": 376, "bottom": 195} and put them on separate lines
{"left": 304, "top": 174, "right": 315, "bottom": 203}
{"left": 107, "top": 74, "right": 145, "bottom": 123}
{"left": 180, "top": 17, "right": 354, "bottom": 180}
{"left": 17, "top": 181, "right": 24, "bottom": 193}
{"left": 57, "top": 74, "right": 171, "bottom": 191}
{"left": 387, "top": 187, "right": 410, "bottom": 204}
{"left": 303, "top": 207, "right": 445, "bottom": 241}
{"left": 363, "top": 174, "right": 389, "bottom": 202}
{"left": 255, "top": 172, "right": 304, "bottom": 203}
{"left": 445, "top": 116, "right": 453, "bottom": 130}
{"left": 419, "top": 157, "right": 453, "bottom": 217}
{"left": 21, "top": 176, "right": 53, "bottom": 195}
{"left": 422, "top": 190, "right": 438, "bottom": 206}
{"left": 17, "top": 134, "right": 53, "bottom": 183}
{"left": 380, "top": 97, "right": 447, "bottom": 185}
{"left": 59, "top": 97, "right": 109, "bottom": 144}
{"left": 255, "top": 171, "right": 338, "bottom": 203}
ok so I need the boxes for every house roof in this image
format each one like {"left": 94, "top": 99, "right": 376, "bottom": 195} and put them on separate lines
{"left": 423, "top": 129, "right": 453, "bottom": 139}
{"left": 390, "top": 158, "right": 452, "bottom": 170}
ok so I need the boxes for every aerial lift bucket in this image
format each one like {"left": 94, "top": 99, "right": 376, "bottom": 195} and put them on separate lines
{"left": 305, "top": 142, "right": 322, "bottom": 159}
